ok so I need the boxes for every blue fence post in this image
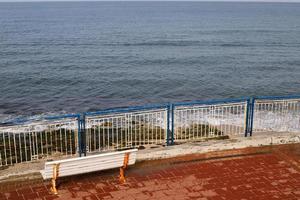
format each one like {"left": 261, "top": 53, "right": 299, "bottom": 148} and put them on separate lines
{"left": 78, "top": 114, "right": 86, "bottom": 157}
{"left": 249, "top": 97, "right": 255, "bottom": 136}
{"left": 81, "top": 113, "right": 87, "bottom": 156}
{"left": 245, "top": 98, "right": 250, "bottom": 137}
{"left": 166, "top": 103, "right": 175, "bottom": 146}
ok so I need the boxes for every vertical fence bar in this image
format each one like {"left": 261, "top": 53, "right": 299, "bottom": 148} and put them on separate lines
{"left": 171, "top": 104, "right": 175, "bottom": 145}
{"left": 166, "top": 104, "right": 171, "bottom": 146}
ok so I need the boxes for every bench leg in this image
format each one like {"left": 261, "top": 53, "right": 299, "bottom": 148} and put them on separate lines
{"left": 51, "top": 178, "right": 58, "bottom": 195}
{"left": 50, "top": 164, "right": 60, "bottom": 195}
{"left": 119, "top": 153, "right": 129, "bottom": 183}
{"left": 119, "top": 167, "right": 126, "bottom": 183}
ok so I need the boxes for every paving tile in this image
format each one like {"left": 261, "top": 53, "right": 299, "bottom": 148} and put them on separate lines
{"left": 1, "top": 143, "right": 300, "bottom": 200}
{"left": 5, "top": 190, "right": 24, "bottom": 200}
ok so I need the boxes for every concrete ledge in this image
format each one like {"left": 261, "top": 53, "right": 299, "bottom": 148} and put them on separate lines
{"left": 136, "top": 132, "right": 300, "bottom": 161}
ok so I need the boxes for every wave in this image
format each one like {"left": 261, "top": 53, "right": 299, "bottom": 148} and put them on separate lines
{"left": 1, "top": 110, "right": 300, "bottom": 134}
{"left": 2, "top": 40, "right": 300, "bottom": 48}
{"left": 102, "top": 41, "right": 300, "bottom": 48}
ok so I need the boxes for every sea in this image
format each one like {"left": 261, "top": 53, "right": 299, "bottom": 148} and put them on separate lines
{"left": 0, "top": 1, "right": 300, "bottom": 121}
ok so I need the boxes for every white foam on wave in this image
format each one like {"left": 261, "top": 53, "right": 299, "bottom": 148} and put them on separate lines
{"left": 1, "top": 110, "right": 299, "bottom": 134}
{"left": 254, "top": 111, "right": 300, "bottom": 132}
{"left": 174, "top": 110, "right": 300, "bottom": 133}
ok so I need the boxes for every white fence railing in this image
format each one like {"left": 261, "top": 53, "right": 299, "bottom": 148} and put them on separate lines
{"left": 173, "top": 102, "right": 247, "bottom": 142}
{"left": 0, "top": 117, "right": 78, "bottom": 166}
{"left": 253, "top": 98, "right": 300, "bottom": 133}
{"left": 1, "top": 96, "right": 300, "bottom": 167}
{"left": 85, "top": 108, "right": 168, "bottom": 153}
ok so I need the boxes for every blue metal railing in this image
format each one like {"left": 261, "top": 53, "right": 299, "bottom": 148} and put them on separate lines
{"left": 0, "top": 95, "right": 299, "bottom": 166}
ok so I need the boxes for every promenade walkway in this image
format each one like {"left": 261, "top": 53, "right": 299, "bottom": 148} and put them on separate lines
{"left": 1, "top": 143, "right": 299, "bottom": 200}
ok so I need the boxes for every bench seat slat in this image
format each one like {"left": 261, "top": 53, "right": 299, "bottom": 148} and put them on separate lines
{"left": 40, "top": 156, "right": 134, "bottom": 178}
{"left": 43, "top": 163, "right": 124, "bottom": 178}
{"left": 45, "top": 149, "right": 137, "bottom": 165}
{"left": 41, "top": 149, "right": 138, "bottom": 180}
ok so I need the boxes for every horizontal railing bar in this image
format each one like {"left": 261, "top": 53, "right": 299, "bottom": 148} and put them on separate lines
{"left": 86, "top": 110, "right": 166, "bottom": 120}
{"left": 254, "top": 95, "right": 300, "bottom": 101}
{"left": 173, "top": 97, "right": 249, "bottom": 107}
{"left": 85, "top": 103, "right": 169, "bottom": 116}
{"left": 174, "top": 102, "right": 246, "bottom": 110}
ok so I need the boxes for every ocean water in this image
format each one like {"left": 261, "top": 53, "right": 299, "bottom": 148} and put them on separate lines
{"left": 0, "top": 2, "right": 300, "bottom": 121}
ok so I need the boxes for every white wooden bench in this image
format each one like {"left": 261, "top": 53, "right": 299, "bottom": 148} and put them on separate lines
{"left": 40, "top": 149, "right": 138, "bottom": 194}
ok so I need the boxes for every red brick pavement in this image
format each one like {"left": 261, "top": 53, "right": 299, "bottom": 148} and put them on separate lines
{"left": 1, "top": 143, "right": 300, "bottom": 200}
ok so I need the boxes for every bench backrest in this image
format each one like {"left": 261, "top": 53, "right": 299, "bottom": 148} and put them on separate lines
{"left": 41, "top": 149, "right": 138, "bottom": 179}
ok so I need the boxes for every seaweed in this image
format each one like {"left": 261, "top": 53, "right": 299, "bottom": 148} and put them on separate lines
{"left": 175, "top": 124, "right": 223, "bottom": 140}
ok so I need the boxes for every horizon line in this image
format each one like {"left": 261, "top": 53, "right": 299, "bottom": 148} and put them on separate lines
{"left": 1, "top": 0, "right": 300, "bottom": 2}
